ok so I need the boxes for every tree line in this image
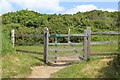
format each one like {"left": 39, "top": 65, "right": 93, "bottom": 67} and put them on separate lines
{"left": 2, "top": 9, "right": 119, "bottom": 44}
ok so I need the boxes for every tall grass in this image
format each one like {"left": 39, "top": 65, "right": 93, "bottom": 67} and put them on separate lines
{"left": 2, "top": 27, "right": 14, "bottom": 55}
{"left": 2, "top": 27, "right": 45, "bottom": 78}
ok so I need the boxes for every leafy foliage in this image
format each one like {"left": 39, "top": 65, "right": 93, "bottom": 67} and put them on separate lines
{"left": 2, "top": 10, "right": 118, "bottom": 45}
{"left": 1, "top": 10, "right": 119, "bottom": 78}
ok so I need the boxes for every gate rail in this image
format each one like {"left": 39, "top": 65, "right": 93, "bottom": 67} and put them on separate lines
{"left": 44, "top": 27, "right": 91, "bottom": 63}
{"left": 11, "top": 27, "right": 119, "bottom": 63}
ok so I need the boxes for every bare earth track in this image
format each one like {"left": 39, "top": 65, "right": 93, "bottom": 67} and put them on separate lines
{"left": 28, "top": 65, "right": 65, "bottom": 78}
{"left": 28, "top": 56, "right": 80, "bottom": 78}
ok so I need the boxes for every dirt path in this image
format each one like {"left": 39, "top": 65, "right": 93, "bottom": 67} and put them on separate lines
{"left": 28, "top": 65, "right": 65, "bottom": 78}
{"left": 28, "top": 57, "right": 80, "bottom": 78}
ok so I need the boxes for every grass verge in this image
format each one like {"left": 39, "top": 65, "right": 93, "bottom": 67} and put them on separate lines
{"left": 2, "top": 44, "right": 118, "bottom": 78}
{"left": 51, "top": 56, "right": 117, "bottom": 78}
{"left": 2, "top": 52, "right": 45, "bottom": 78}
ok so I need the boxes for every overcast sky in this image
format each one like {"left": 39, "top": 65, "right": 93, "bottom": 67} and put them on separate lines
{"left": 0, "top": 0, "right": 119, "bottom": 15}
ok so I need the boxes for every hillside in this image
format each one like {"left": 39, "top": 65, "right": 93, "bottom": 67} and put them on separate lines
{"left": 2, "top": 10, "right": 119, "bottom": 44}
{"left": 1, "top": 10, "right": 120, "bottom": 78}
{"left": 2, "top": 10, "right": 118, "bottom": 33}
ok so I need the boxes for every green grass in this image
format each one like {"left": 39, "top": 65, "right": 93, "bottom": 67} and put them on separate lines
{"left": 91, "top": 44, "right": 118, "bottom": 53}
{"left": 15, "top": 46, "right": 43, "bottom": 52}
{"left": 15, "top": 44, "right": 118, "bottom": 62}
{"left": 2, "top": 51, "right": 45, "bottom": 78}
{"left": 2, "top": 27, "right": 14, "bottom": 55}
{"left": 51, "top": 56, "right": 117, "bottom": 78}
{"left": 15, "top": 43, "right": 118, "bottom": 54}
{"left": 48, "top": 43, "right": 118, "bottom": 78}
{"left": 2, "top": 43, "right": 118, "bottom": 78}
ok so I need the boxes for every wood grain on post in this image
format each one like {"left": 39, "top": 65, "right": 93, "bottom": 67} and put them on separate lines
{"left": 91, "top": 32, "right": 120, "bottom": 35}
{"left": 87, "top": 27, "right": 91, "bottom": 59}
{"left": 44, "top": 27, "right": 49, "bottom": 63}
{"left": 11, "top": 29, "right": 15, "bottom": 48}
{"left": 49, "top": 43, "right": 83, "bottom": 45}
{"left": 55, "top": 37, "right": 58, "bottom": 63}
{"left": 68, "top": 29, "right": 71, "bottom": 43}
{"left": 84, "top": 29, "right": 87, "bottom": 60}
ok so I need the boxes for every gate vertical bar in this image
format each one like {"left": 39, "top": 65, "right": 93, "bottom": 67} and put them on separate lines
{"left": 44, "top": 27, "right": 49, "bottom": 63}
{"left": 84, "top": 29, "right": 87, "bottom": 60}
{"left": 68, "top": 29, "right": 71, "bottom": 43}
{"left": 87, "top": 27, "right": 91, "bottom": 59}
{"left": 11, "top": 29, "right": 15, "bottom": 48}
{"left": 55, "top": 37, "right": 57, "bottom": 63}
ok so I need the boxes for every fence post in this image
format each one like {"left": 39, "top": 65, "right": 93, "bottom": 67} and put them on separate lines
{"left": 84, "top": 29, "right": 87, "bottom": 60}
{"left": 44, "top": 27, "right": 49, "bottom": 63}
{"left": 55, "top": 37, "right": 58, "bottom": 63}
{"left": 11, "top": 29, "right": 15, "bottom": 48}
{"left": 86, "top": 27, "right": 91, "bottom": 59}
{"left": 68, "top": 29, "right": 71, "bottom": 43}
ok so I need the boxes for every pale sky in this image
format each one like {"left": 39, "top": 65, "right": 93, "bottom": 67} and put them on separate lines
{"left": 0, "top": 0, "right": 119, "bottom": 15}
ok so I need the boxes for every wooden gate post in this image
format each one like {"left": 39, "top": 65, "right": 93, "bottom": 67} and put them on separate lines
{"left": 11, "top": 29, "right": 15, "bottom": 48}
{"left": 44, "top": 27, "right": 49, "bottom": 63}
{"left": 68, "top": 29, "right": 71, "bottom": 43}
{"left": 86, "top": 27, "right": 91, "bottom": 59}
{"left": 84, "top": 29, "right": 88, "bottom": 60}
{"left": 55, "top": 37, "right": 58, "bottom": 63}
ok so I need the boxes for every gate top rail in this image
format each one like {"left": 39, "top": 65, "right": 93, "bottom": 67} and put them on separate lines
{"left": 15, "top": 34, "right": 44, "bottom": 37}
{"left": 49, "top": 34, "right": 87, "bottom": 37}
{"left": 91, "top": 32, "right": 120, "bottom": 35}
{"left": 49, "top": 43, "right": 83, "bottom": 45}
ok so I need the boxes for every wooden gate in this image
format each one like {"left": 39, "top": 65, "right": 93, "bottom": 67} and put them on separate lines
{"left": 11, "top": 27, "right": 91, "bottom": 63}
{"left": 44, "top": 27, "right": 91, "bottom": 63}
{"left": 11, "top": 27, "right": 119, "bottom": 64}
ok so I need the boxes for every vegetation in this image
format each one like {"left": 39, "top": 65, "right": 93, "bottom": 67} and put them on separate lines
{"left": 51, "top": 57, "right": 117, "bottom": 78}
{"left": 116, "top": 12, "right": 120, "bottom": 79}
{"left": 2, "top": 27, "right": 14, "bottom": 55}
{"left": 1, "top": 10, "right": 119, "bottom": 78}
{"left": 2, "top": 44, "right": 117, "bottom": 78}
{"left": 2, "top": 52, "right": 45, "bottom": 78}
{"left": 1, "top": 18, "right": 45, "bottom": 78}
{"left": 2, "top": 43, "right": 118, "bottom": 78}
{"left": 2, "top": 10, "right": 119, "bottom": 44}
